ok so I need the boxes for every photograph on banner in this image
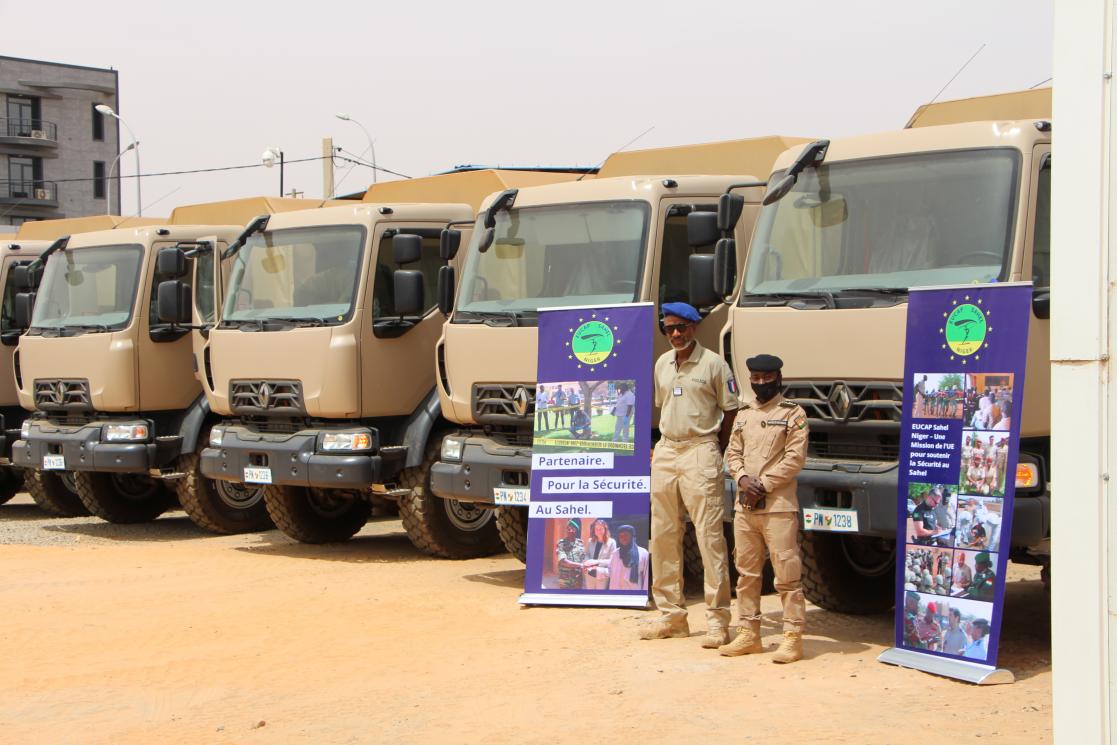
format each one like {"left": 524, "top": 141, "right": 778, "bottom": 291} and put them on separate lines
{"left": 960, "top": 431, "right": 1010, "bottom": 497}
{"left": 962, "top": 373, "right": 1015, "bottom": 431}
{"left": 903, "top": 591, "right": 993, "bottom": 661}
{"left": 542, "top": 514, "right": 650, "bottom": 592}
{"left": 533, "top": 379, "right": 637, "bottom": 454}
{"left": 950, "top": 548, "right": 998, "bottom": 601}
{"left": 902, "top": 545, "right": 955, "bottom": 596}
{"left": 954, "top": 495, "right": 1004, "bottom": 552}
{"left": 904, "top": 482, "right": 958, "bottom": 546}
{"left": 910, "top": 372, "right": 965, "bottom": 419}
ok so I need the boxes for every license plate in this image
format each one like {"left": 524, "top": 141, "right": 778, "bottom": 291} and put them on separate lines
{"left": 243, "top": 467, "right": 272, "bottom": 484}
{"left": 42, "top": 455, "right": 65, "bottom": 470}
{"left": 493, "top": 487, "right": 530, "bottom": 506}
{"left": 802, "top": 507, "right": 859, "bottom": 532}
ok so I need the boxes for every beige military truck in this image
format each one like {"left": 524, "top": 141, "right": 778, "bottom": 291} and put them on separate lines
{"left": 194, "top": 170, "right": 585, "bottom": 555}
{"left": 688, "top": 90, "right": 1051, "bottom": 613}
{"left": 10, "top": 197, "right": 330, "bottom": 529}
{"left": 426, "top": 136, "right": 811, "bottom": 560}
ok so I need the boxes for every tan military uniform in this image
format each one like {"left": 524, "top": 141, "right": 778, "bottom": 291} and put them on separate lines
{"left": 650, "top": 341, "right": 738, "bottom": 632}
{"left": 724, "top": 393, "right": 808, "bottom": 632}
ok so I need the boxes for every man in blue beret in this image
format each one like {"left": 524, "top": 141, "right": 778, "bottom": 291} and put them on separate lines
{"left": 640, "top": 302, "right": 739, "bottom": 648}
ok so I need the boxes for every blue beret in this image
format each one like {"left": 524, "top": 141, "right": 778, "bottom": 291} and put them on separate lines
{"left": 660, "top": 302, "right": 701, "bottom": 323}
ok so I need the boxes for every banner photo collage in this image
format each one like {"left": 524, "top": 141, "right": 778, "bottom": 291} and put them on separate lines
{"left": 892, "top": 284, "right": 1031, "bottom": 671}
{"left": 520, "top": 303, "right": 654, "bottom": 608}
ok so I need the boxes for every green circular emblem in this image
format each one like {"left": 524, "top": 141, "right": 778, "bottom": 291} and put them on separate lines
{"left": 571, "top": 321, "right": 614, "bottom": 364}
{"left": 944, "top": 303, "right": 987, "bottom": 356}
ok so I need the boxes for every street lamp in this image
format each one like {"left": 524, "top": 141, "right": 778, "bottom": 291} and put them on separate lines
{"left": 106, "top": 141, "right": 136, "bottom": 216}
{"left": 261, "top": 147, "right": 284, "bottom": 196}
{"left": 95, "top": 104, "right": 142, "bottom": 216}
{"left": 335, "top": 113, "right": 377, "bottom": 183}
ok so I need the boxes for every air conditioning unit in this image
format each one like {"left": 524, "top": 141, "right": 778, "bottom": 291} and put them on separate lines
{"left": 29, "top": 130, "right": 47, "bottom": 140}
{"left": 34, "top": 188, "right": 48, "bottom": 200}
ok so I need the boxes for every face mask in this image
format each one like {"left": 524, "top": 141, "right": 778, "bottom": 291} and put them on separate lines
{"left": 751, "top": 380, "right": 780, "bottom": 403}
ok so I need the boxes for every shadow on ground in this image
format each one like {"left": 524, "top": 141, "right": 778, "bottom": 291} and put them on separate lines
{"left": 462, "top": 568, "right": 525, "bottom": 588}
{"left": 42, "top": 512, "right": 220, "bottom": 542}
{"left": 234, "top": 530, "right": 438, "bottom": 565}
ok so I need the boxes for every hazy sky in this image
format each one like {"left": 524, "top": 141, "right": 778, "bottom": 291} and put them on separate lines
{"left": 3, "top": 0, "right": 1052, "bottom": 215}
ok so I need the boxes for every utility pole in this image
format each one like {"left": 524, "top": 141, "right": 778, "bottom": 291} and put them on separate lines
{"left": 322, "top": 137, "right": 334, "bottom": 198}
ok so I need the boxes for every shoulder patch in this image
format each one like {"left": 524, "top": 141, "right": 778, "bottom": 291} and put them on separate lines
{"left": 779, "top": 400, "right": 796, "bottom": 408}
{"left": 740, "top": 403, "right": 752, "bottom": 410}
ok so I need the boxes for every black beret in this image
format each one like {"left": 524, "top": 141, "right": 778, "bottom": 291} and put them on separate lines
{"left": 745, "top": 354, "right": 783, "bottom": 372}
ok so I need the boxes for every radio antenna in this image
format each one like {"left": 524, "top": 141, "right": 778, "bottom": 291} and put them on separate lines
{"left": 577, "top": 125, "right": 655, "bottom": 181}
{"left": 928, "top": 43, "right": 986, "bottom": 105}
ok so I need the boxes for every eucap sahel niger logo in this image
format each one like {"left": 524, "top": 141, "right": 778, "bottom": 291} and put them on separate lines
{"left": 566, "top": 313, "right": 620, "bottom": 372}
{"left": 940, "top": 296, "right": 991, "bottom": 364}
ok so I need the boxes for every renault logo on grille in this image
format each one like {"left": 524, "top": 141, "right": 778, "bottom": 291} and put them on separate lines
{"left": 512, "top": 386, "right": 530, "bottom": 417}
{"left": 259, "top": 383, "right": 271, "bottom": 409}
{"left": 53, "top": 381, "right": 66, "bottom": 403}
{"left": 828, "top": 382, "right": 853, "bottom": 421}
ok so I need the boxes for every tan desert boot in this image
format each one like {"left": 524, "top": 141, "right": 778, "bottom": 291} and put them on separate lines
{"left": 639, "top": 619, "right": 689, "bottom": 640}
{"left": 718, "top": 622, "right": 762, "bottom": 656}
{"left": 701, "top": 627, "right": 731, "bottom": 649}
{"left": 772, "top": 631, "right": 803, "bottom": 663}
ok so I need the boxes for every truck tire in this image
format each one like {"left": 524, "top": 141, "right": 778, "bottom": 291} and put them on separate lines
{"left": 800, "top": 531, "right": 894, "bottom": 614}
{"left": 0, "top": 468, "right": 24, "bottom": 505}
{"left": 72, "top": 471, "right": 175, "bottom": 524}
{"left": 24, "top": 469, "right": 89, "bottom": 517}
{"left": 263, "top": 485, "right": 371, "bottom": 543}
{"left": 176, "top": 452, "right": 271, "bottom": 535}
{"left": 495, "top": 506, "right": 528, "bottom": 563}
{"left": 399, "top": 443, "right": 502, "bottom": 559}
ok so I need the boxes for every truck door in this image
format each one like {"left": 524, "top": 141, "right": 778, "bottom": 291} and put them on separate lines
{"left": 191, "top": 236, "right": 225, "bottom": 396}
{"left": 1020, "top": 146, "right": 1051, "bottom": 438}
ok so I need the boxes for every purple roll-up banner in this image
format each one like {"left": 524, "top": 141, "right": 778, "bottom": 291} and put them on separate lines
{"left": 519, "top": 303, "right": 654, "bottom": 608}
{"left": 878, "top": 283, "right": 1031, "bottom": 685}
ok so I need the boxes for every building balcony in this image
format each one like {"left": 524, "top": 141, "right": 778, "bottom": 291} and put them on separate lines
{"left": 0, "top": 181, "right": 59, "bottom": 207}
{"left": 0, "top": 119, "right": 59, "bottom": 149}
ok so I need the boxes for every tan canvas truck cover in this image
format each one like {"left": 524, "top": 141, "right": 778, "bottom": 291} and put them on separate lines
{"left": 596, "top": 135, "right": 813, "bottom": 179}
{"left": 362, "top": 169, "right": 583, "bottom": 212}
{"left": 906, "top": 87, "right": 1051, "bottom": 128}
{"left": 15, "top": 215, "right": 165, "bottom": 240}
{"left": 168, "top": 197, "right": 332, "bottom": 226}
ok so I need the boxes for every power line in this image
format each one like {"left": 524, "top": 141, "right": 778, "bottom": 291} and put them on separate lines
{"left": 334, "top": 148, "right": 411, "bottom": 179}
{"left": 39, "top": 153, "right": 409, "bottom": 184}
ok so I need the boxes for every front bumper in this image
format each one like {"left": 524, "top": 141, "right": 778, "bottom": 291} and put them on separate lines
{"left": 11, "top": 417, "right": 171, "bottom": 473}
{"left": 200, "top": 424, "right": 382, "bottom": 489}
{"left": 431, "top": 433, "right": 531, "bottom": 505}
{"left": 798, "top": 459, "right": 1049, "bottom": 547}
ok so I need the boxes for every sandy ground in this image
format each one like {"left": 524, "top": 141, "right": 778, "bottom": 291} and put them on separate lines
{"left": 0, "top": 494, "right": 1051, "bottom": 745}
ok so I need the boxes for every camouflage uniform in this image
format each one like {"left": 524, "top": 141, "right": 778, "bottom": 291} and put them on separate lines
{"left": 556, "top": 538, "right": 586, "bottom": 589}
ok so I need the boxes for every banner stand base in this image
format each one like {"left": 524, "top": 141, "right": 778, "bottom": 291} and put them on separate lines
{"left": 519, "top": 593, "right": 651, "bottom": 609}
{"left": 878, "top": 647, "right": 1015, "bottom": 685}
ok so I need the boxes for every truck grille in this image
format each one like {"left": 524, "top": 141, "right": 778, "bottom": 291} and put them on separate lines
{"left": 33, "top": 379, "right": 92, "bottom": 412}
{"left": 472, "top": 383, "right": 535, "bottom": 425}
{"left": 230, "top": 380, "right": 305, "bottom": 416}
{"left": 808, "top": 431, "right": 901, "bottom": 461}
{"left": 783, "top": 380, "right": 903, "bottom": 424}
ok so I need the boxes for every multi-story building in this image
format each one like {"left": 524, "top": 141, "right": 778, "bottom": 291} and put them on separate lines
{"left": 0, "top": 56, "right": 121, "bottom": 228}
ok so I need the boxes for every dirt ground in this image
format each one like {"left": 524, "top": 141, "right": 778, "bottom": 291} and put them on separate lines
{"left": 0, "top": 494, "right": 1052, "bottom": 745}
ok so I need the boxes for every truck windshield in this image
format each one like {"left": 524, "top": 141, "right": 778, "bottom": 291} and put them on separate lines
{"left": 456, "top": 201, "right": 649, "bottom": 316}
{"left": 742, "top": 149, "right": 1020, "bottom": 298}
{"left": 223, "top": 225, "right": 365, "bottom": 324}
{"left": 30, "top": 244, "right": 144, "bottom": 330}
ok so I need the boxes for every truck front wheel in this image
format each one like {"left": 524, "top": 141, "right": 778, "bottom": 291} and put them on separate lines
{"left": 72, "top": 472, "right": 175, "bottom": 524}
{"left": 495, "top": 506, "right": 528, "bottom": 563}
{"left": 800, "top": 531, "right": 894, "bottom": 614}
{"left": 24, "top": 469, "right": 89, "bottom": 517}
{"left": 263, "top": 485, "right": 371, "bottom": 543}
{"left": 176, "top": 452, "right": 271, "bottom": 535}
{"left": 399, "top": 443, "right": 502, "bottom": 559}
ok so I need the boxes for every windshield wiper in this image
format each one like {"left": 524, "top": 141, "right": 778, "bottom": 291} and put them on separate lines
{"left": 837, "top": 287, "right": 909, "bottom": 296}
{"left": 274, "top": 316, "right": 330, "bottom": 327}
{"left": 456, "top": 310, "right": 525, "bottom": 327}
{"left": 748, "top": 291, "right": 836, "bottom": 309}
{"left": 65, "top": 323, "right": 112, "bottom": 334}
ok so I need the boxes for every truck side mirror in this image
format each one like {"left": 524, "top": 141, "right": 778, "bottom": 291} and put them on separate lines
{"left": 13, "top": 292, "right": 35, "bottom": 330}
{"left": 1032, "top": 288, "right": 1050, "bottom": 319}
{"left": 157, "top": 279, "right": 192, "bottom": 324}
{"left": 393, "top": 270, "right": 425, "bottom": 316}
{"left": 157, "top": 246, "right": 188, "bottom": 278}
{"left": 718, "top": 193, "right": 745, "bottom": 232}
{"left": 762, "top": 173, "right": 797, "bottom": 206}
{"left": 440, "top": 229, "right": 461, "bottom": 261}
{"left": 438, "top": 265, "right": 455, "bottom": 316}
{"left": 477, "top": 226, "right": 495, "bottom": 253}
{"left": 686, "top": 212, "right": 719, "bottom": 247}
{"left": 713, "top": 238, "right": 738, "bottom": 298}
{"left": 688, "top": 255, "right": 719, "bottom": 310}
{"left": 392, "top": 234, "right": 423, "bottom": 265}
{"left": 12, "top": 264, "right": 39, "bottom": 292}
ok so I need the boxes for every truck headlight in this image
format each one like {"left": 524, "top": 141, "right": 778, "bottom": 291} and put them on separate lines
{"left": 103, "top": 423, "right": 150, "bottom": 442}
{"left": 210, "top": 425, "right": 226, "bottom": 447}
{"left": 20, "top": 420, "right": 31, "bottom": 440}
{"left": 321, "top": 431, "right": 373, "bottom": 451}
{"left": 441, "top": 437, "right": 464, "bottom": 463}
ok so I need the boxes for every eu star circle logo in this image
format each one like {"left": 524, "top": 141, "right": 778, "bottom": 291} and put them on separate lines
{"left": 943, "top": 303, "right": 987, "bottom": 356}
{"left": 570, "top": 321, "right": 614, "bottom": 364}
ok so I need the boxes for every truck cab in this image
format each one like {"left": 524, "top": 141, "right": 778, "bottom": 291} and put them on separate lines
{"left": 711, "top": 106, "right": 1051, "bottom": 613}
{"left": 428, "top": 136, "right": 810, "bottom": 559}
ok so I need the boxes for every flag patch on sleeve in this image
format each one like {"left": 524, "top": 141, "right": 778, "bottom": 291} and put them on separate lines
{"left": 728, "top": 378, "right": 738, "bottom": 395}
